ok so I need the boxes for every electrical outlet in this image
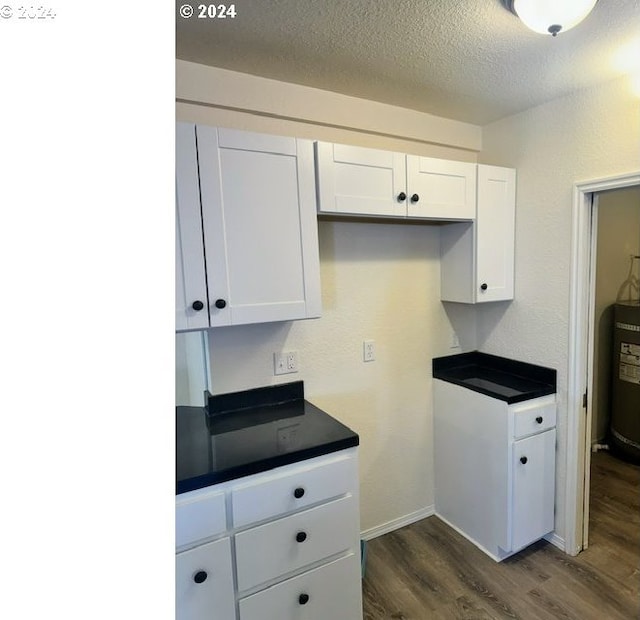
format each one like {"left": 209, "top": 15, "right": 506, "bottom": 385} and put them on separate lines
{"left": 363, "top": 340, "right": 375, "bottom": 362}
{"left": 274, "top": 351, "right": 299, "bottom": 375}
{"left": 450, "top": 331, "right": 460, "bottom": 349}
{"left": 286, "top": 351, "right": 298, "bottom": 372}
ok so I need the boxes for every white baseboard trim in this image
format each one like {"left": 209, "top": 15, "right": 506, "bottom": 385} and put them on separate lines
{"left": 360, "top": 505, "right": 435, "bottom": 541}
{"left": 434, "top": 512, "right": 505, "bottom": 562}
{"left": 544, "top": 531, "right": 566, "bottom": 553}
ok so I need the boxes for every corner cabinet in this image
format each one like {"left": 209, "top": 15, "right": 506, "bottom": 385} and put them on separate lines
{"left": 440, "top": 165, "right": 516, "bottom": 303}
{"left": 175, "top": 123, "right": 322, "bottom": 331}
{"left": 175, "top": 448, "right": 363, "bottom": 620}
{"left": 315, "top": 142, "right": 476, "bottom": 220}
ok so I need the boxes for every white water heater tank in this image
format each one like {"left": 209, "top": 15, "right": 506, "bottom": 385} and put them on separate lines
{"left": 610, "top": 302, "right": 640, "bottom": 463}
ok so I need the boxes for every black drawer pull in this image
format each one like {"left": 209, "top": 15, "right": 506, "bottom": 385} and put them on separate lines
{"left": 214, "top": 299, "right": 227, "bottom": 309}
{"left": 193, "top": 570, "right": 208, "bottom": 584}
{"left": 536, "top": 416, "right": 543, "bottom": 424}
{"left": 480, "top": 283, "right": 488, "bottom": 291}
{"left": 298, "top": 593, "right": 310, "bottom": 605}
{"left": 397, "top": 192, "right": 407, "bottom": 202}
{"left": 191, "top": 300, "right": 204, "bottom": 311}
{"left": 520, "top": 456, "right": 528, "bottom": 465}
{"left": 296, "top": 531, "right": 307, "bottom": 543}
{"left": 410, "top": 193, "right": 419, "bottom": 203}
{"left": 293, "top": 487, "right": 305, "bottom": 499}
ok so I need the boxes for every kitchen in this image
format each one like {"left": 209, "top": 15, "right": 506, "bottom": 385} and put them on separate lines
{"left": 175, "top": 2, "right": 640, "bottom": 619}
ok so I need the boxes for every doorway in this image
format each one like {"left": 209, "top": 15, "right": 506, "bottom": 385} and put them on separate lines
{"left": 566, "top": 171, "right": 640, "bottom": 555}
{"left": 584, "top": 186, "right": 640, "bottom": 548}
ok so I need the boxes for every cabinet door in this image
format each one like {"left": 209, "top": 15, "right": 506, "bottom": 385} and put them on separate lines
{"left": 406, "top": 156, "right": 476, "bottom": 220}
{"left": 440, "top": 164, "right": 515, "bottom": 303}
{"left": 176, "top": 537, "right": 236, "bottom": 620}
{"left": 511, "top": 429, "right": 555, "bottom": 552}
{"left": 197, "top": 127, "right": 321, "bottom": 326}
{"left": 476, "top": 165, "right": 515, "bottom": 302}
{"left": 176, "top": 123, "right": 210, "bottom": 331}
{"left": 315, "top": 142, "right": 407, "bottom": 217}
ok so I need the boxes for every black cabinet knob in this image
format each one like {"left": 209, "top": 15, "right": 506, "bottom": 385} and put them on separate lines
{"left": 520, "top": 456, "right": 528, "bottom": 465}
{"left": 298, "top": 593, "right": 310, "bottom": 605}
{"left": 293, "top": 487, "right": 305, "bottom": 499}
{"left": 193, "top": 570, "right": 208, "bottom": 584}
{"left": 480, "top": 283, "right": 488, "bottom": 291}
{"left": 397, "top": 192, "right": 407, "bottom": 202}
{"left": 191, "top": 300, "right": 204, "bottom": 311}
{"left": 536, "top": 416, "right": 543, "bottom": 424}
{"left": 214, "top": 299, "right": 227, "bottom": 309}
{"left": 410, "top": 193, "right": 419, "bottom": 203}
{"left": 296, "top": 531, "right": 307, "bottom": 543}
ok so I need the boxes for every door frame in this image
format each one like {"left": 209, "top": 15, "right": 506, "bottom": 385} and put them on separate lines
{"left": 565, "top": 170, "right": 640, "bottom": 555}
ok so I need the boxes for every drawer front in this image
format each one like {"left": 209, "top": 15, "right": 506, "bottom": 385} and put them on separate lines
{"left": 235, "top": 495, "right": 357, "bottom": 591}
{"left": 176, "top": 488, "right": 227, "bottom": 550}
{"left": 232, "top": 451, "right": 356, "bottom": 528}
{"left": 176, "top": 538, "right": 236, "bottom": 620}
{"left": 239, "top": 553, "right": 362, "bottom": 620}
{"left": 513, "top": 401, "right": 556, "bottom": 439}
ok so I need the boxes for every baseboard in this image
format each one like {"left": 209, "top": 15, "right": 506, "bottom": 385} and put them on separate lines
{"left": 544, "top": 531, "right": 566, "bottom": 552}
{"left": 360, "top": 505, "right": 435, "bottom": 541}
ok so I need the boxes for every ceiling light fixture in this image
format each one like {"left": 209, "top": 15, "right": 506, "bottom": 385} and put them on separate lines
{"left": 503, "top": 0, "right": 598, "bottom": 37}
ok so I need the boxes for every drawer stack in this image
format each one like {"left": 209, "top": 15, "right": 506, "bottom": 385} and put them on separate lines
{"left": 175, "top": 447, "right": 362, "bottom": 620}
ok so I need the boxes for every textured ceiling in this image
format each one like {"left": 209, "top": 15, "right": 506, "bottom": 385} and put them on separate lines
{"left": 176, "top": 0, "right": 640, "bottom": 125}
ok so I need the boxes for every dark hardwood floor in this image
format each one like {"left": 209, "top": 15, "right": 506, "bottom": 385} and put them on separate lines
{"left": 362, "top": 451, "right": 640, "bottom": 619}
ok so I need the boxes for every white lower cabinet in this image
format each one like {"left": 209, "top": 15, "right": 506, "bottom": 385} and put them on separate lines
{"left": 434, "top": 379, "right": 556, "bottom": 561}
{"left": 176, "top": 538, "right": 236, "bottom": 620}
{"left": 238, "top": 553, "right": 361, "bottom": 620}
{"left": 175, "top": 448, "right": 362, "bottom": 620}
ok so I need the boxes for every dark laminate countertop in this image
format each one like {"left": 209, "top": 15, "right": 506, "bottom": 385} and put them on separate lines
{"left": 176, "top": 381, "right": 359, "bottom": 494}
{"left": 432, "top": 351, "right": 556, "bottom": 404}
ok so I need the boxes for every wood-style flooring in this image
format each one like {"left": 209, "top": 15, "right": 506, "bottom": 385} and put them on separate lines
{"left": 362, "top": 451, "right": 640, "bottom": 619}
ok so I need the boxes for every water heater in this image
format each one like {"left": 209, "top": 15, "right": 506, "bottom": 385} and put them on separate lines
{"left": 610, "top": 302, "right": 640, "bottom": 463}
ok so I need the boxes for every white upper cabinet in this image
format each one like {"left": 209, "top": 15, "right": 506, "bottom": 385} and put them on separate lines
{"left": 441, "top": 164, "right": 516, "bottom": 304}
{"left": 476, "top": 165, "right": 516, "bottom": 302}
{"left": 315, "top": 142, "right": 476, "bottom": 220}
{"left": 175, "top": 124, "right": 322, "bottom": 331}
{"left": 405, "top": 155, "right": 476, "bottom": 219}
{"left": 176, "top": 124, "right": 210, "bottom": 331}
{"left": 315, "top": 142, "right": 406, "bottom": 217}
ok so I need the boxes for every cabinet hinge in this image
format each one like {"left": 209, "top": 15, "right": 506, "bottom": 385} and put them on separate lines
{"left": 582, "top": 391, "right": 588, "bottom": 409}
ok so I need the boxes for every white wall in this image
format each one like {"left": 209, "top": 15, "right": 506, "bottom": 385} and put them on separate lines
{"left": 176, "top": 331, "right": 210, "bottom": 407}
{"left": 176, "top": 61, "right": 480, "bottom": 535}
{"left": 592, "top": 187, "right": 640, "bottom": 442}
{"left": 479, "top": 75, "right": 640, "bottom": 543}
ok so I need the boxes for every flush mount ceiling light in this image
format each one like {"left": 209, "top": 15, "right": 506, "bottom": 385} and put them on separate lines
{"left": 503, "top": 0, "right": 599, "bottom": 36}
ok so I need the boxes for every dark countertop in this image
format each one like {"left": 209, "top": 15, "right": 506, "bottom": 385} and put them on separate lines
{"left": 176, "top": 381, "right": 359, "bottom": 494}
{"left": 433, "top": 351, "right": 556, "bottom": 404}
